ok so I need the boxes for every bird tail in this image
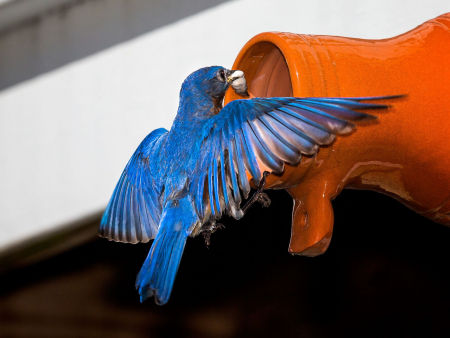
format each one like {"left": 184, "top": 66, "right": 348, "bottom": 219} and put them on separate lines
{"left": 135, "top": 197, "right": 197, "bottom": 305}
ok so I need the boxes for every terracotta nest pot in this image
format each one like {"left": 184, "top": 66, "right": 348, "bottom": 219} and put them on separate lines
{"left": 225, "top": 13, "right": 450, "bottom": 256}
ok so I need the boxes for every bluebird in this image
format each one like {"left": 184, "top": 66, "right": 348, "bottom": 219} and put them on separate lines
{"left": 99, "top": 66, "right": 395, "bottom": 305}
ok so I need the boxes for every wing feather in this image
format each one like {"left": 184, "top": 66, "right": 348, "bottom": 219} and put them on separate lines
{"left": 232, "top": 135, "right": 251, "bottom": 197}
{"left": 284, "top": 103, "right": 354, "bottom": 134}
{"left": 276, "top": 109, "right": 335, "bottom": 145}
{"left": 240, "top": 123, "right": 262, "bottom": 182}
{"left": 212, "top": 157, "right": 222, "bottom": 216}
{"left": 99, "top": 128, "right": 167, "bottom": 243}
{"left": 255, "top": 116, "right": 301, "bottom": 165}
{"left": 247, "top": 120, "right": 285, "bottom": 174}
{"left": 267, "top": 112, "right": 319, "bottom": 155}
{"left": 227, "top": 139, "right": 241, "bottom": 204}
{"left": 219, "top": 151, "right": 230, "bottom": 207}
{"left": 207, "top": 160, "right": 216, "bottom": 217}
{"left": 191, "top": 95, "right": 396, "bottom": 225}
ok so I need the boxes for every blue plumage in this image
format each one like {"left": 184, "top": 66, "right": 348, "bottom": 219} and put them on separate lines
{"left": 136, "top": 196, "right": 196, "bottom": 304}
{"left": 100, "top": 66, "right": 395, "bottom": 304}
{"left": 99, "top": 128, "right": 167, "bottom": 243}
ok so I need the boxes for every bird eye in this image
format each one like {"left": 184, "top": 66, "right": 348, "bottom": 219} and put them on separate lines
{"left": 217, "top": 69, "right": 226, "bottom": 82}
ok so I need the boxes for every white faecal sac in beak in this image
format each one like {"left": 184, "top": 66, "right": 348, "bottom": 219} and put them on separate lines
{"left": 229, "top": 70, "right": 248, "bottom": 96}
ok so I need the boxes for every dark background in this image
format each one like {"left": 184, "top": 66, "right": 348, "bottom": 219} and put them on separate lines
{"left": 0, "top": 189, "right": 449, "bottom": 338}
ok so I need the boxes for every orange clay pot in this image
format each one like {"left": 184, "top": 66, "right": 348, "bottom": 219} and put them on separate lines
{"left": 225, "top": 13, "right": 450, "bottom": 256}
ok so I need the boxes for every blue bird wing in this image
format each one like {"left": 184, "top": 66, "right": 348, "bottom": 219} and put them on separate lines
{"left": 99, "top": 128, "right": 168, "bottom": 243}
{"left": 191, "top": 96, "right": 396, "bottom": 222}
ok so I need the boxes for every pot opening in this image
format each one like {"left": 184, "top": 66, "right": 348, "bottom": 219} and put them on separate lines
{"left": 237, "top": 42, "right": 293, "bottom": 98}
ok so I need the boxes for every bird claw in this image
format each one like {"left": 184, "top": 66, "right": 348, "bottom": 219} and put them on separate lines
{"left": 201, "top": 222, "right": 225, "bottom": 247}
{"left": 242, "top": 171, "right": 271, "bottom": 213}
{"left": 256, "top": 192, "right": 271, "bottom": 208}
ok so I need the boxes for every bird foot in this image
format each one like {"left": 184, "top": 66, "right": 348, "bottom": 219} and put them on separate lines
{"left": 242, "top": 171, "right": 271, "bottom": 213}
{"left": 256, "top": 192, "right": 271, "bottom": 208}
{"left": 201, "top": 222, "right": 225, "bottom": 247}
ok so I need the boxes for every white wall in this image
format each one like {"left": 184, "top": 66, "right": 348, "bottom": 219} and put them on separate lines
{"left": 0, "top": 0, "right": 449, "bottom": 251}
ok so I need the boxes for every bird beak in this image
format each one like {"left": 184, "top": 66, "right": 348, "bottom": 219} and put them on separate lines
{"left": 227, "top": 70, "right": 249, "bottom": 97}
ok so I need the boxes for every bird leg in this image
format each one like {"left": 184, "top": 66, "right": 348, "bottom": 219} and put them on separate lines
{"left": 201, "top": 221, "right": 225, "bottom": 247}
{"left": 242, "top": 171, "right": 271, "bottom": 213}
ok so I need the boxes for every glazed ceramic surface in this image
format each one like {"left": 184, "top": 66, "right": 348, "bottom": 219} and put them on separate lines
{"left": 225, "top": 13, "right": 450, "bottom": 256}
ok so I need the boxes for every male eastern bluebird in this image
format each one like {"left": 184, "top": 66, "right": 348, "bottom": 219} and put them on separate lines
{"left": 99, "top": 66, "right": 395, "bottom": 305}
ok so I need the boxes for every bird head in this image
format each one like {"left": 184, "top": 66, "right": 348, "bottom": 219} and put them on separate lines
{"left": 180, "top": 66, "right": 249, "bottom": 112}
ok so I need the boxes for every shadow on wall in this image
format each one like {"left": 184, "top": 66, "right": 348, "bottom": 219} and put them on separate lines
{"left": 0, "top": 0, "right": 230, "bottom": 91}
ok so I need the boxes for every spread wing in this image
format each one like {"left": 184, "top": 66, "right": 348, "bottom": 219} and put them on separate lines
{"left": 99, "top": 128, "right": 168, "bottom": 243}
{"left": 191, "top": 96, "right": 393, "bottom": 223}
